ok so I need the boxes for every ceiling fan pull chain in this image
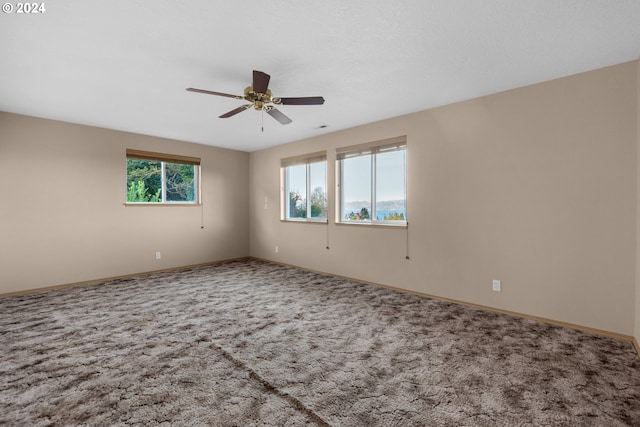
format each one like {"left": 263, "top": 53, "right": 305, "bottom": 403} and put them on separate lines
{"left": 261, "top": 108, "right": 264, "bottom": 132}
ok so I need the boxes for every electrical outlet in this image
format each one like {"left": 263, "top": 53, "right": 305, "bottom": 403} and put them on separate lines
{"left": 492, "top": 279, "right": 501, "bottom": 292}
{"left": 155, "top": 251, "right": 161, "bottom": 260}
{"left": 275, "top": 246, "right": 279, "bottom": 253}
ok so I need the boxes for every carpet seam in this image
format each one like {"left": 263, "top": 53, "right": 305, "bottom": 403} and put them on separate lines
{"left": 2, "top": 258, "right": 639, "bottom": 424}
{"left": 210, "top": 342, "right": 332, "bottom": 427}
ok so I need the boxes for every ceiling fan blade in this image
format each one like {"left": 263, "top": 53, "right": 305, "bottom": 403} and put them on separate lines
{"left": 252, "top": 70, "right": 271, "bottom": 94}
{"left": 266, "top": 107, "right": 292, "bottom": 125}
{"left": 186, "top": 88, "right": 243, "bottom": 99}
{"left": 276, "top": 96, "right": 325, "bottom": 105}
{"left": 219, "top": 104, "right": 252, "bottom": 118}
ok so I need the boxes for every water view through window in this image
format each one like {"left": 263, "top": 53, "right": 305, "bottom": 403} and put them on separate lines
{"left": 340, "top": 146, "right": 406, "bottom": 223}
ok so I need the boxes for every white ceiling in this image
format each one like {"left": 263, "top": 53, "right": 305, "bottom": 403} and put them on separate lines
{"left": 1, "top": 1, "right": 640, "bottom": 152}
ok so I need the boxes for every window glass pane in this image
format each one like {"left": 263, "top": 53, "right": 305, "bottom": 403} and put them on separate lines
{"left": 309, "top": 161, "right": 327, "bottom": 219}
{"left": 165, "top": 162, "right": 197, "bottom": 202}
{"left": 286, "top": 164, "right": 307, "bottom": 219}
{"left": 127, "top": 159, "right": 162, "bottom": 202}
{"left": 341, "top": 155, "right": 372, "bottom": 221}
{"left": 375, "top": 149, "right": 406, "bottom": 221}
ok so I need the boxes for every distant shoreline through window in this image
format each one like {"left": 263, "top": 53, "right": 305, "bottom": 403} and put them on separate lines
{"left": 337, "top": 136, "right": 407, "bottom": 226}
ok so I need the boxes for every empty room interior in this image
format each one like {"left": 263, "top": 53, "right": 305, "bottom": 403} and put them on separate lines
{"left": 2, "top": 1, "right": 640, "bottom": 425}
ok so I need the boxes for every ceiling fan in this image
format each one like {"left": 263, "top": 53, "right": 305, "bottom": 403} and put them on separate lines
{"left": 186, "top": 70, "right": 325, "bottom": 125}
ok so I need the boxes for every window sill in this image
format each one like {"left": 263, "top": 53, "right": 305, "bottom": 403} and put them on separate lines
{"left": 336, "top": 221, "right": 407, "bottom": 229}
{"left": 280, "top": 219, "right": 328, "bottom": 224}
{"left": 124, "top": 203, "right": 201, "bottom": 207}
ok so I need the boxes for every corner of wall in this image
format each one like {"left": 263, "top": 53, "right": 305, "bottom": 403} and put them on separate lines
{"left": 635, "top": 56, "right": 640, "bottom": 351}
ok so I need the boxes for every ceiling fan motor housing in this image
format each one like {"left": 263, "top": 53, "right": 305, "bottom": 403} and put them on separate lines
{"left": 244, "top": 86, "right": 273, "bottom": 110}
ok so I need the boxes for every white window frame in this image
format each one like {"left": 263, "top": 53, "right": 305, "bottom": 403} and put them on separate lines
{"left": 280, "top": 151, "right": 328, "bottom": 222}
{"left": 337, "top": 136, "right": 407, "bottom": 226}
{"left": 126, "top": 149, "right": 201, "bottom": 205}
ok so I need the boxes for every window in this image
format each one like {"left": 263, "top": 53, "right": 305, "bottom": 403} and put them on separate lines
{"left": 281, "top": 152, "right": 327, "bottom": 221}
{"left": 337, "top": 136, "right": 407, "bottom": 225}
{"left": 126, "top": 149, "right": 200, "bottom": 204}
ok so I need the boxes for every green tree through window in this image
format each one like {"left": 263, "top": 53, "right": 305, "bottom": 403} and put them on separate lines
{"left": 126, "top": 159, "right": 162, "bottom": 202}
{"left": 282, "top": 153, "right": 327, "bottom": 221}
{"left": 126, "top": 150, "right": 199, "bottom": 204}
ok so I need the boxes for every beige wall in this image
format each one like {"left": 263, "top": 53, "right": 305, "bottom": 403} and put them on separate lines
{"left": 2, "top": 62, "right": 638, "bottom": 337}
{"left": 250, "top": 61, "right": 638, "bottom": 336}
{"left": 0, "top": 112, "right": 249, "bottom": 294}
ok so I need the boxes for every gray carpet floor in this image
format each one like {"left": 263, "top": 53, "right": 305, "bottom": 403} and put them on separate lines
{"left": 1, "top": 259, "right": 639, "bottom": 426}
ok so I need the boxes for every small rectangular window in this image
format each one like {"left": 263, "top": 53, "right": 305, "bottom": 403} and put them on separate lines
{"left": 126, "top": 149, "right": 200, "bottom": 204}
{"left": 281, "top": 152, "right": 327, "bottom": 221}
{"left": 337, "top": 136, "right": 407, "bottom": 225}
